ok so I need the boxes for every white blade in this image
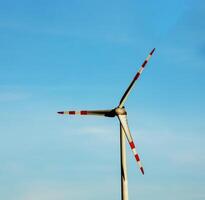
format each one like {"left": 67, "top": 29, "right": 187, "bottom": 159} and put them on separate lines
{"left": 118, "top": 114, "right": 144, "bottom": 175}
{"left": 57, "top": 109, "right": 115, "bottom": 117}
{"left": 119, "top": 48, "right": 155, "bottom": 108}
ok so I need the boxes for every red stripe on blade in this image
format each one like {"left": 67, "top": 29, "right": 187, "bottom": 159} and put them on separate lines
{"left": 129, "top": 141, "right": 135, "bottom": 149}
{"left": 69, "top": 111, "right": 75, "bottom": 115}
{"left": 142, "top": 60, "right": 148, "bottom": 68}
{"left": 80, "top": 111, "right": 88, "bottom": 115}
{"left": 135, "top": 154, "right": 140, "bottom": 162}
{"left": 150, "top": 48, "right": 155, "bottom": 55}
{"left": 134, "top": 72, "right": 140, "bottom": 81}
{"left": 140, "top": 167, "right": 144, "bottom": 175}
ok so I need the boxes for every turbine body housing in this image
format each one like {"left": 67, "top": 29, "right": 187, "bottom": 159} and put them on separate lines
{"left": 115, "top": 107, "right": 127, "bottom": 115}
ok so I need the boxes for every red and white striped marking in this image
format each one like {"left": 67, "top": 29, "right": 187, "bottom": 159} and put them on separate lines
{"left": 118, "top": 114, "right": 144, "bottom": 175}
{"left": 129, "top": 141, "right": 144, "bottom": 175}
{"left": 119, "top": 48, "right": 155, "bottom": 108}
{"left": 134, "top": 48, "right": 155, "bottom": 81}
{"left": 57, "top": 111, "right": 88, "bottom": 115}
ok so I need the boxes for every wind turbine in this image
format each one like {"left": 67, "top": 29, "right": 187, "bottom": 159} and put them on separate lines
{"left": 58, "top": 48, "right": 155, "bottom": 200}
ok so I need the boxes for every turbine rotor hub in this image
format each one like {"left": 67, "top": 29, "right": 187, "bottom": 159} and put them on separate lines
{"left": 115, "top": 107, "right": 127, "bottom": 115}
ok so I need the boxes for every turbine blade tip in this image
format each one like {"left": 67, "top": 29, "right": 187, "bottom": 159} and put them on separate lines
{"left": 150, "top": 48, "right": 156, "bottom": 55}
{"left": 140, "top": 167, "right": 144, "bottom": 175}
{"left": 57, "top": 111, "right": 64, "bottom": 114}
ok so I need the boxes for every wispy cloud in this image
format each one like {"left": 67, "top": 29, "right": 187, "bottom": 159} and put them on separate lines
{"left": 15, "top": 180, "right": 119, "bottom": 200}
{"left": 0, "top": 91, "right": 30, "bottom": 102}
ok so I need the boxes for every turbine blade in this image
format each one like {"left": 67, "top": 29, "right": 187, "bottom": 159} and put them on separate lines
{"left": 119, "top": 48, "right": 155, "bottom": 108}
{"left": 57, "top": 109, "right": 115, "bottom": 117}
{"left": 118, "top": 114, "right": 144, "bottom": 175}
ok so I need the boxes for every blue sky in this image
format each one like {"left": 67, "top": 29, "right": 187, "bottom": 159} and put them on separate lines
{"left": 0, "top": 0, "right": 204, "bottom": 199}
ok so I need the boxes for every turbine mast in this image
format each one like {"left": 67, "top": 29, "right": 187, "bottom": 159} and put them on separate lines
{"left": 120, "top": 124, "right": 129, "bottom": 200}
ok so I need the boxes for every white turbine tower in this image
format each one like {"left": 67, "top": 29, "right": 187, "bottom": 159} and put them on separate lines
{"left": 58, "top": 48, "right": 156, "bottom": 200}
